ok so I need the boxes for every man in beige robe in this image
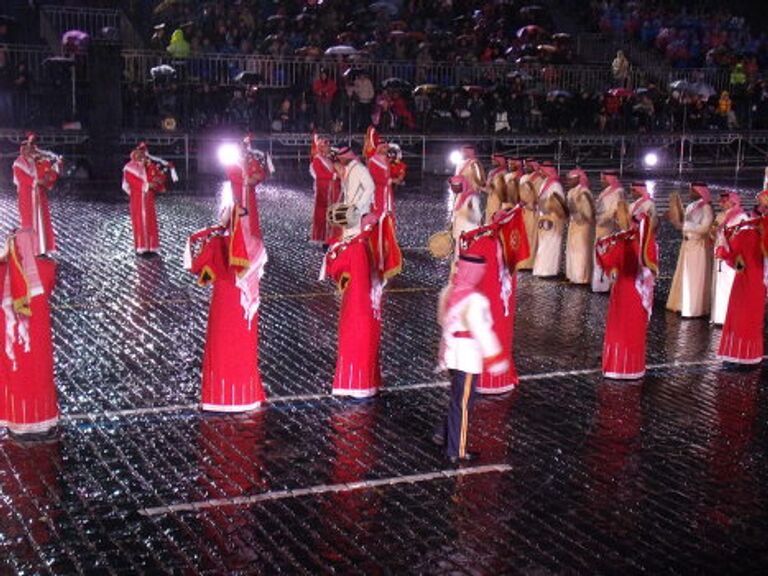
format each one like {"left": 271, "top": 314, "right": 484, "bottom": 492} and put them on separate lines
{"left": 565, "top": 168, "right": 594, "bottom": 284}
{"left": 517, "top": 159, "right": 542, "bottom": 270}
{"left": 454, "top": 144, "right": 485, "bottom": 193}
{"left": 666, "top": 182, "right": 714, "bottom": 317}
{"left": 628, "top": 181, "right": 658, "bottom": 228}
{"left": 533, "top": 163, "right": 567, "bottom": 277}
{"left": 484, "top": 153, "right": 508, "bottom": 223}
{"left": 592, "top": 170, "right": 625, "bottom": 292}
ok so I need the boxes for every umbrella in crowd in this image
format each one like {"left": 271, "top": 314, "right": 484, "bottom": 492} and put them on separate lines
{"left": 234, "top": 71, "right": 263, "bottom": 85}
{"left": 548, "top": 89, "right": 572, "bottom": 98}
{"left": 150, "top": 64, "right": 177, "bottom": 80}
{"left": 325, "top": 45, "right": 358, "bottom": 56}
{"left": 413, "top": 84, "right": 439, "bottom": 95}
{"left": 517, "top": 25, "right": 546, "bottom": 40}
{"left": 62, "top": 29, "right": 89, "bottom": 55}
{"left": 382, "top": 77, "right": 411, "bottom": 90}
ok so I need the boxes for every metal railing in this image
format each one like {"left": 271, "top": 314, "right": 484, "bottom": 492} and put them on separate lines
{"left": 0, "top": 44, "right": 56, "bottom": 81}
{"left": 120, "top": 49, "right": 738, "bottom": 96}
{"left": 40, "top": 5, "right": 122, "bottom": 37}
{"left": 3, "top": 129, "right": 765, "bottom": 183}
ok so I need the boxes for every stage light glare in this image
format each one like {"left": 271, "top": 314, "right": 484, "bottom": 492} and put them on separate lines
{"left": 217, "top": 143, "right": 240, "bottom": 167}
{"left": 643, "top": 151, "right": 659, "bottom": 168}
{"left": 449, "top": 150, "right": 463, "bottom": 166}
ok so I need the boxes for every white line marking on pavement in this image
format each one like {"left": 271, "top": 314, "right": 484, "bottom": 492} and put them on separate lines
{"left": 137, "top": 464, "right": 513, "bottom": 517}
{"left": 63, "top": 356, "right": 766, "bottom": 422}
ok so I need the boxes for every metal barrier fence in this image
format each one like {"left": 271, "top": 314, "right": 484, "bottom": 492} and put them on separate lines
{"left": 120, "top": 49, "right": 736, "bottom": 96}
{"left": 40, "top": 5, "right": 122, "bottom": 38}
{"left": 0, "top": 43, "right": 734, "bottom": 97}
{"left": 2, "top": 130, "right": 764, "bottom": 184}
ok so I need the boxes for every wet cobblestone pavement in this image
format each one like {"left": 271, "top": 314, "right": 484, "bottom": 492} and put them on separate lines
{"left": 1, "top": 173, "right": 767, "bottom": 574}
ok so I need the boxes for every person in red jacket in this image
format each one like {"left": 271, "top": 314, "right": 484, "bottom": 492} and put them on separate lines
{"left": 312, "top": 68, "right": 337, "bottom": 131}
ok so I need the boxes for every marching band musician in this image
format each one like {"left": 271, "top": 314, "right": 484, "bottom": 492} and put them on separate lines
{"left": 368, "top": 142, "right": 394, "bottom": 219}
{"left": 226, "top": 135, "right": 274, "bottom": 239}
{"left": 592, "top": 170, "right": 625, "bottom": 292}
{"left": 184, "top": 203, "right": 268, "bottom": 412}
{"left": 449, "top": 175, "right": 482, "bottom": 261}
{"left": 454, "top": 144, "right": 485, "bottom": 193}
{"left": 517, "top": 159, "right": 542, "bottom": 270}
{"left": 533, "top": 162, "right": 567, "bottom": 278}
{"left": 12, "top": 133, "right": 62, "bottom": 256}
{"left": 711, "top": 191, "right": 748, "bottom": 325}
{"left": 333, "top": 146, "right": 375, "bottom": 240}
{"left": 484, "top": 153, "right": 508, "bottom": 223}
{"left": 309, "top": 133, "right": 341, "bottom": 244}
{"left": 458, "top": 206, "right": 530, "bottom": 394}
{"left": 122, "top": 142, "right": 165, "bottom": 255}
{"left": 0, "top": 229, "right": 59, "bottom": 436}
{"left": 716, "top": 214, "right": 767, "bottom": 366}
{"left": 564, "top": 168, "right": 595, "bottom": 285}
{"left": 502, "top": 156, "right": 523, "bottom": 208}
{"left": 363, "top": 125, "right": 381, "bottom": 161}
{"left": 666, "top": 182, "right": 714, "bottom": 318}
{"left": 322, "top": 223, "right": 383, "bottom": 398}
{"left": 595, "top": 213, "right": 658, "bottom": 379}
{"left": 432, "top": 254, "right": 509, "bottom": 463}
{"left": 628, "top": 181, "right": 657, "bottom": 228}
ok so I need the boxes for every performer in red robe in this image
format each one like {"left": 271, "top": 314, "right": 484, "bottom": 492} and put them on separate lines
{"left": 716, "top": 216, "right": 766, "bottom": 365}
{"left": 459, "top": 206, "right": 530, "bottom": 393}
{"left": 309, "top": 134, "right": 341, "bottom": 243}
{"left": 0, "top": 229, "right": 58, "bottom": 435}
{"left": 13, "top": 134, "right": 60, "bottom": 255}
{"left": 363, "top": 125, "right": 381, "bottom": 160}
{"left": 122, "top": 143, "right": 161, "bottom": 254}
{"left": 322, "top": 227, "right": 382, "bottom": 398}
{"left": 595, "top": 214, "right": 658, "bottom": 379}
{"left": 368, "top": 142, "right": 393, "bottom": 218}
{"left": 225, "top": 135, "right": 274, "bottom": 239}
{"left": 185, "top": 204, "right": 268, "bottom": 411}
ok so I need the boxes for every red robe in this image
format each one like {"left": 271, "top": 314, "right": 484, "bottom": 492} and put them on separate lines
{"left": 13, "top": 155, "right": 57, "bottom": 255}
{"left": 122, "top": 160, "right": 160, "bottom": 253}
{"left": 325, "top": 231, "right": 382, "bottom": 397}
{"left": 596, "top": 230, "right": 648, "bottom": 379}
{"left": 368, "top": 153, "right": 394, "bottom": 218}
{"left": 309, "top": 154, "right": 341, "bottom": 242}
{"left": 460, "top": 207, "right": 529, "bottom": 393}
{"left": 190, "top": 235, "right": 266, "bottom": 411}
{"left": 0, "top": 258, "right": 58, "bottom": 434}
{"left": 227, "top": 157, "right": 266, "bottom": 239}
{"left": 717, "top": 220, "right": 766, "bottom": 364}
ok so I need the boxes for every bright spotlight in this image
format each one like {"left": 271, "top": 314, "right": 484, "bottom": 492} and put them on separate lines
{"left": 217, "top": 143, "right": 240, "bottom": 167}
{"left": 643, "top": 151, "right": 659, "bottom": 169}
{"left": 449, "top": 150, "right": 463, "bottom": 166}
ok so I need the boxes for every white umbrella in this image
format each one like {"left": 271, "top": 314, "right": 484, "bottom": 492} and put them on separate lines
{"left": 324, "top": 45, "right": 358, "bottom": 56}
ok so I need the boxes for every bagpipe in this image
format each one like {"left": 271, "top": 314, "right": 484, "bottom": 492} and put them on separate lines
{"left": 595, "top": 225, "right": 637, "bottom": 256}
{"left": 33, "top": 148, "right": 63, "bottom": 191}
{"left": 723, "top": 215, "right": 763, "bottom": 241}
{"left": 243, "top": 147, "right": 275, "bottom": 186}
{"left": 145, "top": 153, "right": 179, "bottom": 192}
